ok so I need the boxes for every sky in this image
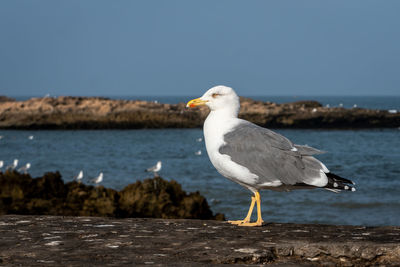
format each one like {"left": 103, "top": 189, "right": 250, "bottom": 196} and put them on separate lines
{"left": 0, "top": 1, "right": 399, "bottom": 97}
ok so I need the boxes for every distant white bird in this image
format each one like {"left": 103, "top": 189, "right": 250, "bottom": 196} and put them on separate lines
{"left": 18, "top": 163, "right": 31, "bottom": 174}
{"left": 0, "top": 160, "right": 4, "bottom": 169}
{"left": 28, "top": 135, "right": 34, "bottom": 140}
{"left": 353, "top": 104, "right": 358, "bottom": 108}
{"left": 197, "top": 137, "right": 203, "bottom": 142}
{"left": 6, "top": 159, "right": 18, "bottom": 170}
{"left": 339, "top": 103, "right": 343, "bottom": 107}
{"left": 146, "top": 161, "right": 162, "bottom": 176}
{"left": 195, "top": 150, "right": 202, "bottom": 156}
{"left": 74, "top": 170, "right": 84, "bottom": 183}
{"left": 91, "top": 172, "right": 103, "bottom": 185}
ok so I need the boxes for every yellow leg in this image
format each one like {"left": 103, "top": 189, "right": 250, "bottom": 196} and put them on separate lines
{"left": 238, "top": 191, "right": 264, "bottom": 227}
{"left": 228, "top": 196, "right": 256, "bottom": 225}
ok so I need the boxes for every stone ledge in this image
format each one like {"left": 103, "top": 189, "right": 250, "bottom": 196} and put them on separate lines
{"left": 0, "top": 215, "right": 399, "bottom": 266}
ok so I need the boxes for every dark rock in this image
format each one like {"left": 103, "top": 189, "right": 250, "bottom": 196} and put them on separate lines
{"left": 289, "top": 100, "right": 323, "bottom": 108}
{"left": 0, "top": 96, "right": 15, "bottom": 102}
{"left": 0, "top": 215, "right": 399, "bottom": 266}
{"left": 0, "top": 171, "right": 223, "bottom": 220}
{"left": 0, "top": 96, "right": 399, "bottom": 129}
{"left": 118, "top": 177, "right": 214, "bottom": 219}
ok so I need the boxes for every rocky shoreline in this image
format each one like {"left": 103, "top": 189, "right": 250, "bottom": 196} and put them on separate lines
{"left": 0, "top": 96, "right": 399, "bottom": 129}
{"left": 0, "top": 215, "right": 399, "bottom": 266}
{"left": 0, "top": 170, "right": 223, "bottom": 220}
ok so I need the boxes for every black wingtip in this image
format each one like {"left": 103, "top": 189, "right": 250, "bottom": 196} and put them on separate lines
{"left": 325, "top": 172, "right": 356, "bottom": 192}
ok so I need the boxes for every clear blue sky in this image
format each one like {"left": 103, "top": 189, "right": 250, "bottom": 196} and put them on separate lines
{"left": 0, "top": 1, "right": 399, "bottom": 97}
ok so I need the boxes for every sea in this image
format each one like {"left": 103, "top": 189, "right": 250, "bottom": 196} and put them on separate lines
{"left": 1, "top": 96, "right": 399, "bottom": 226}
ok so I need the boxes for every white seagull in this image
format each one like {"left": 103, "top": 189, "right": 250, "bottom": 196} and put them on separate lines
{"left": 74, "top": 170, "right": 84, "bottom": 183}
{"left": 91, "top": 172, "right": 103, "bottom": 185}
{"left": 0, "top": 160, "right": 4, "bottom": 169}
{"left": 18, "top": 163, "right": 31, "bottom": 174}
{"left": 195, "top": 150, "right": 202, "bottom": 156}
{"left": 6, "top": 159, "right": 19, "bottom": 170}
{"left": 187, "top": 85, "right": 355, "bottom": 227}
{"left": 146, "top": 161, "right": 162, "bottom": 177}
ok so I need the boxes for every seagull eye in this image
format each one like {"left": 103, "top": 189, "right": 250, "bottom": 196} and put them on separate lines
{"left": 212, "top": 93, "right": 220, "bottom": 98}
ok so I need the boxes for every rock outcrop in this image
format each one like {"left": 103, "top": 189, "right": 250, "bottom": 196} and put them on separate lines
{"left": 0, "top": 171, "right": 223, "bottom": 220}
{"left": 0, "top": 215, "right": 399, "bottom": 266}
{"left": 0, "top": 96, "right": 398, "bottom": 129}
{"left": 0, "top": 96, "right": 15, "bottom": 103}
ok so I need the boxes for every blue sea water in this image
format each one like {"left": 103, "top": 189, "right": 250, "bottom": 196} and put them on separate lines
{"left": 1, "top": 128, "right": 399, "bottom": 226}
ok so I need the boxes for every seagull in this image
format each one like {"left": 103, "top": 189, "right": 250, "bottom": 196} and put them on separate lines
{"left": 0, "top": 160, "right": 3, "bottom": 169}
{"left": 6, "top": 159, "right": 19, "bottom": 170}
{"left": 187, "top": 85, "right": 355, "bottom": 227}
{"left": 197, "top": 137, "right": 203, "bottom": 142}
{"left": 18, "top": 163, "right": 31, "bottom": 174}
{"left": 28, "top": 135, "right": 34, "bottom": 140}
{"left": 74, "top": 170, "right": 84, "bottom": 183}
{"left": 146, "top": 161, "right": 162, "bottom": 177}
{"left": 91, "top": 172, "right": 103, "bottom": 185}
{"left": 195, "top": 150, "right": 202, "bottom": 156}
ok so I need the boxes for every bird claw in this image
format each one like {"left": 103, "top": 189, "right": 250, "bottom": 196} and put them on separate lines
{"left": 228, "top": 219, "right": 264, "bottom": 227}
{"left": 237, "top": 220, "right": 264, "bottom": 227}
{"left": 228, "top": 220, "right": 250, "bottom": 225}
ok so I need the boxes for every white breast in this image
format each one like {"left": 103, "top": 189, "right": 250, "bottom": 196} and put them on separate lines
{"left": 204, "top": 112, "right": 259, "bottom": 191}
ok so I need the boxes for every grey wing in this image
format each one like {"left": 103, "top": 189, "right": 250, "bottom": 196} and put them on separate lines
{"left": 293, "top": 144, "right": 325, "bottom": 156}
{"left": 219, "top": 121, "right": 327, "bottom": 186}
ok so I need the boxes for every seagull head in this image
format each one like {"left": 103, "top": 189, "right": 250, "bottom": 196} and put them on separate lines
{"left": 186, "top": 85, "right": 240, "bottom": 115}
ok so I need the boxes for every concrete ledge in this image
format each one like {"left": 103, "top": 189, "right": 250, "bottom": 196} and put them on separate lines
{"left": 0, "top": 215, "right": 399, "bottom": 266}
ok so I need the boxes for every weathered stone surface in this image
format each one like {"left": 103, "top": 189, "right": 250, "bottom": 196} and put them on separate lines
{"left": 0, "top": 171, "right": 223, "bottom": 220}
{"left": 0, "top": 96, "right": 398, "bottom": 129}
{"left": 0, "top": 215, "right": 399, "bottom": 266}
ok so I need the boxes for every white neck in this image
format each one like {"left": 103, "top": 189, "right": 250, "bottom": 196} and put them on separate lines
{"left": 209, "top": 104, "right": 239, "bottom": 119}
{"left": 204, "top": 107, "right": 241, "bottom": 157}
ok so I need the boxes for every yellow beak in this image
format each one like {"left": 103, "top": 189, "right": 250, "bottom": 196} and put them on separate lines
{"left": 186, "top": 98, "right": 208, "bottom": 108}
